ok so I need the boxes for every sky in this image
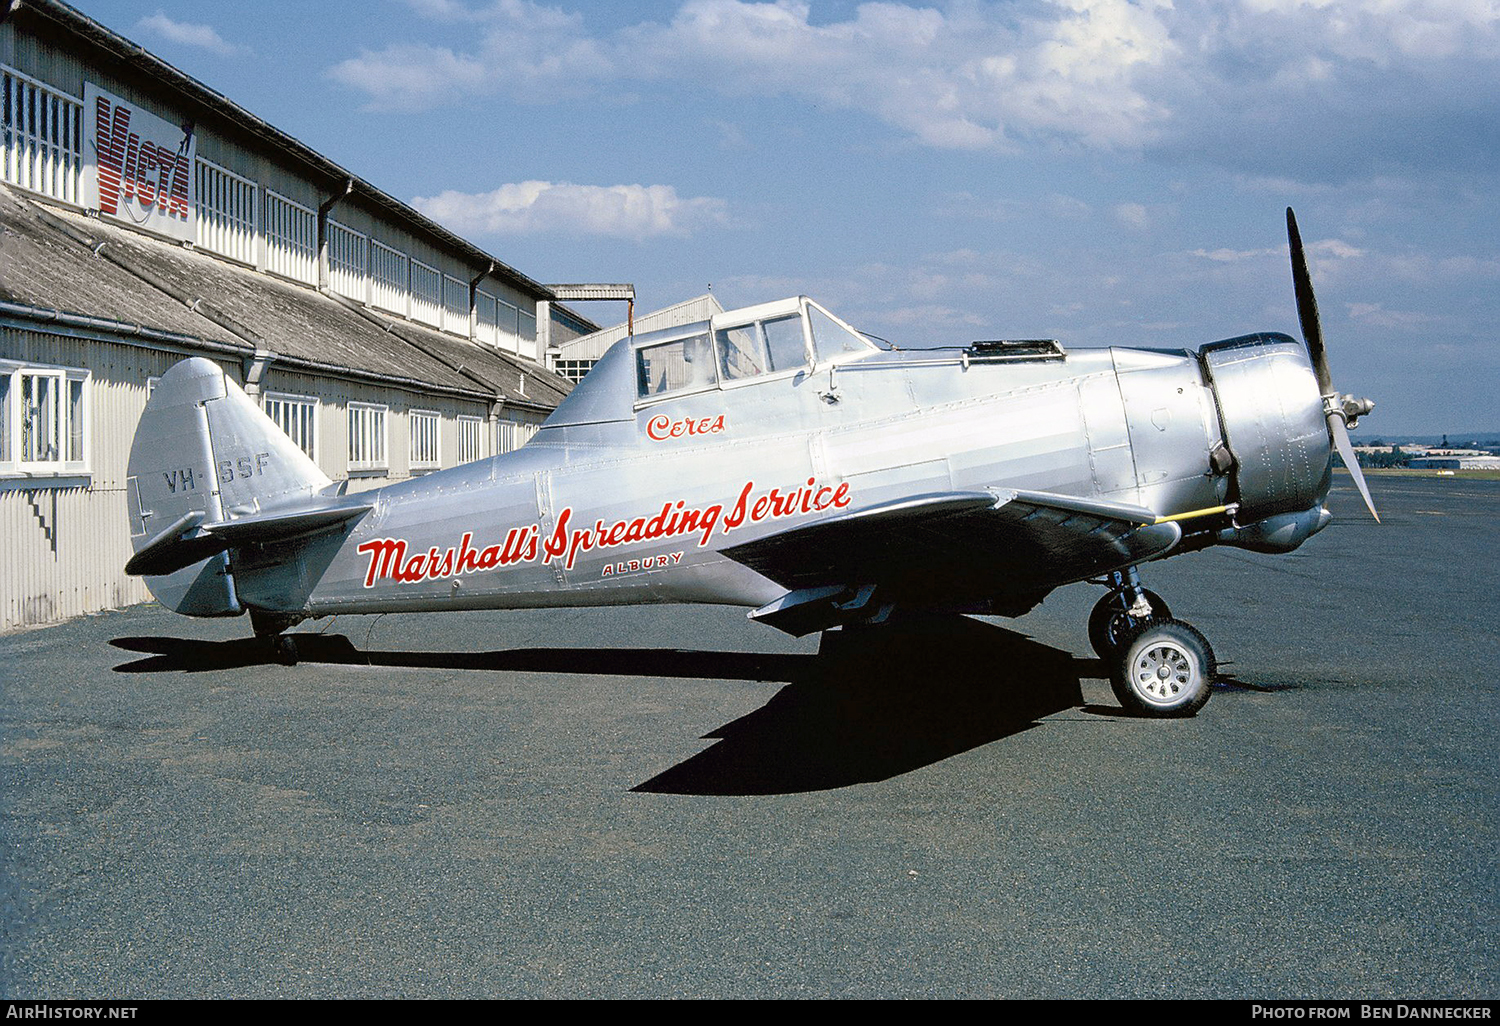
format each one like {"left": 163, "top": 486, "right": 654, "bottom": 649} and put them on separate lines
{"left": 74, "top": 0, "right": 1499, "bottom": 435}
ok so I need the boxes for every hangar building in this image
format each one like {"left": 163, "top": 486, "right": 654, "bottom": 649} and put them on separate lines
{"left": 0, "top": 0, "right": 602, "bottom": 628}
{"left": 548, "top": 293, "right": 723, "bottom": 383}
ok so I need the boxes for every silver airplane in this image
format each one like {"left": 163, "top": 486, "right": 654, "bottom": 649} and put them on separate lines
{"left": 124, "top": 210, "right": 1377, "bottom": 717}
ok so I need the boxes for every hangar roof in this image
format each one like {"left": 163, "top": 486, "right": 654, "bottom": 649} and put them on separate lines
{"left": 0, "top": 184, "right": 573, "bottom": 409}
{"left": 10, "top": 0, "right": 560, "bottom": 307}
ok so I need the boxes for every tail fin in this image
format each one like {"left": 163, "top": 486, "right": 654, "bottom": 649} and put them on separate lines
{"left": 125, "top": 358, "right": 333, "bottom": 616}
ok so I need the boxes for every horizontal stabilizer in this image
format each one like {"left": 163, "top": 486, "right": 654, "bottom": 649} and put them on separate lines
{"left": 206, "top": 502, "right": 372, "bottom": 544}
{"left": 124, "top": 510, "right": 215, "bottom": 577}
{"left": 125, "top": 502, "right": 371, "bottom": 578}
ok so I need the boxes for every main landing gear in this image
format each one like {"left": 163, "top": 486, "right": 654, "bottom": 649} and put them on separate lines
{"left": 1088, "top": 568, "right": 1216, "bottom": 718}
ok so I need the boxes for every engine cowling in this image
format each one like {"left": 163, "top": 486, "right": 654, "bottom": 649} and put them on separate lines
{"left": 1200, "top": 333, "right": 1333, "bottom": 550}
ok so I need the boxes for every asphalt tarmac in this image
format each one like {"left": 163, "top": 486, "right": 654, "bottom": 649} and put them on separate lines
{"left": 2, "top": 476, "right": 1495, "bottom": 999}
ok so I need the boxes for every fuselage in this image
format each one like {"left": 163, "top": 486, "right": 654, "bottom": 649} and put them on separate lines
{"left": 224, "top": 298, "right": 1332, "bottom": 621}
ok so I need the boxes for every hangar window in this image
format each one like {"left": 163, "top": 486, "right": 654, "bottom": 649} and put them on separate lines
{"left": 347, "top": 402, "right": 388, "bottom": 474}
{"left": 328, "top": 221, "right": 368, "bottom": 302}
{"left": 475, "top": 290, "right": 499, "bottom": 347}
{"left": 0, "top": 361, "right": 89, "bottom": 477}
{"left": 554, "top": 360, "right": 596, "bottom": 384}
{"left": 264, "top": 392, "right": 317, "bottom": 461}
{"left": 195, "top": 159, "right": 257, "bottom": 265}
{"left": 265, "top": 191, "right": 317, "bottom": 285}
{"left": 411, "top": 261, "right": 442, "bottom": 328}
{"left": 457, "top": 415, "right": 485, "bottom": 464}
{"left": 370, "top": 240, "right": 410, "bottom": 316}
{"left": 497, "top": 416, "right": 539, "bottom": 454}
{"left": 1, "top": 66, "right": 85, "bottom": 206}
{"left": 442, "top": 276, "right": 469, "bottom": 336}
{"left": 409, "top": 409, "right": 440, "bottom": 471}
{"left": 472, "top": 292, "right": 533, "bottom": 352}
{"left": 496, "top": 298, "right": 521, "bottom": 351}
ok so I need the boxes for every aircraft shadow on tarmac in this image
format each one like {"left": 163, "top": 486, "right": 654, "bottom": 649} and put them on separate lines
{"left": 113, "top": 616, "right": 1116, "bottom": 795}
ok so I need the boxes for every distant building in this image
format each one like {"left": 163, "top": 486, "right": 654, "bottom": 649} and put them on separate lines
{"left": 1408, "top": 456, "right": 1500, "bottom": 470}
{"left": 548, "top": 294, "right": 724, "bottom": 383}
{"left": 1, "top": 0, "right": 603, "bottom": 628}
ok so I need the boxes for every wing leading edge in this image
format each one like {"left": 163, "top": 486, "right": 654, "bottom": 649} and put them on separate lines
{"left": 722, "top": 489, "right": 1182, "bottom": 635}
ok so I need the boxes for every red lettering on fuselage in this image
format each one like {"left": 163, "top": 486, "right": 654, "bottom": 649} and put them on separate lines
{"left": 354, "top": 477, "right": 853, "bottom": 585}
{"left": 646, "top": 413, "right": 727, "bottom": 442}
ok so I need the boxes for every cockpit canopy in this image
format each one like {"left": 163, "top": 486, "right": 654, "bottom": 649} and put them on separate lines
{"left": 633, "top": 296, "right": 876, "bottom": 403}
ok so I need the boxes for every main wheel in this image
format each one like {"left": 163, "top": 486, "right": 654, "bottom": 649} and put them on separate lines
{"left": 1110, "top": 619, "right": 1215, "bottom": 718}
{"left": 1088, "top": 589, "right": 1171, "bottom": 658}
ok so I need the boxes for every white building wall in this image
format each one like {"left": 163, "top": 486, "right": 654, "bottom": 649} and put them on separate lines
{"left": 0, "top": 319, "right": 503, "bottom": 629}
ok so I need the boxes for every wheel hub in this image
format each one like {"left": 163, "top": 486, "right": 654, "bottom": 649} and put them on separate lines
{"left": 1132, "top": 642, "right": 1195, "bottom": 702}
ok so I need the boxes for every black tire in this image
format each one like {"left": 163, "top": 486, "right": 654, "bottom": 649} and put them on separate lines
{"left": 1088, "top": 588, "right": 1171, "bottom": 658}
{"left": 1109, "top": 619, "right": 1215, "bottom": 718}
{"left": 272, "top": 634, "right": 299, "bottom": 666}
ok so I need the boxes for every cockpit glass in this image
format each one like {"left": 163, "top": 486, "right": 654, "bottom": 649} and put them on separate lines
{"left": 716, "top": 324, "right": 765, "bottom": 381}
{"left": 635, "top": 333, "right": 716, "bottom": 398}
{"left": 809, "top": 305, "right": 872, "bottom": 361}
{"left": 762, "top": 315, "right": 809, "bottom": 373}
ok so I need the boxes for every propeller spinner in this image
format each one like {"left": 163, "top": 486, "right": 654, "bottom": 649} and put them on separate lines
{"left": 1286, "top": 208, "right": 1380, "bottom": 523}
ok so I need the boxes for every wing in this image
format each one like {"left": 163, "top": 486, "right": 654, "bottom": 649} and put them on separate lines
{"left": 721, "top": 489, "right": 1182, "bottom": 635}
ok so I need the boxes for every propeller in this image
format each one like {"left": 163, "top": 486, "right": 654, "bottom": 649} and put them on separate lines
{"left": 1286, "top": 208, "right": 1379, "bottom": 522}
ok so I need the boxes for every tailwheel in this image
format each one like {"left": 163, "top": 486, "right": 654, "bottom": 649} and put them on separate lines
{"left": 1088, "top": 587, "right": 1171, "bottom": 658}
{"left": 1110, "top": 619, "right": 1215, "bottom": 718}
{"left": 270, "top": 634, "right": 299, "bottom": 666}
{"left": 250, "top": 608, "right": 304, "bottom": 665}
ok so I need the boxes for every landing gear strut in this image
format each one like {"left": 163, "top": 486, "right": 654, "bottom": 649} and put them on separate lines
{"left": 1087, "top": 568, "right": 1170, "bottom": 658}
{"left": 1090, "top": 568, "right": 1215, "bottom": 717}
{"left": 249, "top": 608, "right": 304, "bottom": 666}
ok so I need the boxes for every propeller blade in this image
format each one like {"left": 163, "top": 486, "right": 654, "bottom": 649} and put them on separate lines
{"left": 1327, "top": 411, "right": 1380, "bottom": 523}
{"left": 1287, "top": 207, "right": 1334, "bottom": 396}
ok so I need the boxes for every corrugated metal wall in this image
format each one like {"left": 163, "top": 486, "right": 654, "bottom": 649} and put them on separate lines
{"left": 1, "top": 325, "right": 222, "bottom": 629}
{"left": 259, "top": 365, "right": 493, "bottom": 489}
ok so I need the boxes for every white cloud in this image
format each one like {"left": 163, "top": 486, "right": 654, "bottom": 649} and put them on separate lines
{"left": 1192, "top": 247, "right": 1279, "bottom": 262}
{"left": 880, "top": 304, "right": 988, "bottom": 329}
{"left": 328, "top": 44, "right": 487, "bottom": 107}
{"left": 1113, "top": 202, "right": 1150, "bottom": 229}
{"left": 331, "top": 0, "right": 1179, "bottom": 147}
{"left": 137, "top": 11, "right": 242, "bottom": 56}
{"left": 1311, "top": 239, "right": 1365, "bottom": 260}
{"left": 328, "top": 0, "right": 1500, "bottom": 182}
{"left": 1347, "top": 302, "right": 1440, "bottom": 329}
{"left": 412, "top": 181, "right": 732, "bottom": 238}
{"left": 328, "top": 0, "right": 610, "bottom": 108}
